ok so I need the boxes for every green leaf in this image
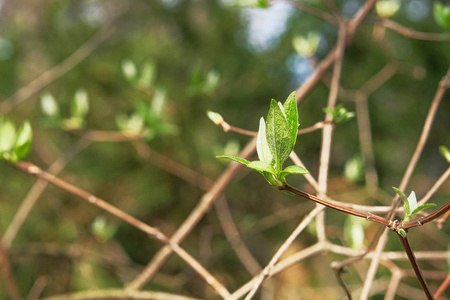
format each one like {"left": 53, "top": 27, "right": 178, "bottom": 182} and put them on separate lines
{"left": 439, "top": 145, "right": 450, "bottom": 163}
{"left": 137, "top": 61, "right": 156, "bottom": 89}
{"left": 40, "top": 92, "right": 59, "bottom": 117}
{"left": 410, "top": 203, "right": 437, "bottom": 217}
{"left": 207, "top": 110, "right": 224, "bottom": 125}
{"left": 279, "top": 165, "right": 309, "bottom": 179}
{"left": 248, "top": 160, "right": 276, "bottom": 175}
{"left": 283, "top": 91, "right": 299, "bottom": 148}
{"left": 13, "top": 121, "right": 32, "bottom": 161}
{"left": 71, "top": 89, "right": 89, "bottom": 118}
{"left": 344, "top": 154, "right": 364, "bottom": 183}
{"left": 0, "top": 119, "right": 16, "bottom": 152}
{"left": 392, "top": 187, "right": 411, "bottom": 217}
{"left": 398, "top": 228, "right": 407, "bottom": 238}
{"left": 122, "top": 59, "right": 137, "bottom": 81}
{"left": 266, "top": 99, "right": 292, "bottom": 172}
{"left": 434, "top": 2, "right": 450, "bottom": 29}
{"left": 256, "top": 117, "right": 273, "bottom": 164}
{"left": 216, "top": 155, "right": 250, "bottom": 166}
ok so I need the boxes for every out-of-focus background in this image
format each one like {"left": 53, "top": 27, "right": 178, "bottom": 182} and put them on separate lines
{"left": 0, "top": 0, "right": 449, "bottom": 299}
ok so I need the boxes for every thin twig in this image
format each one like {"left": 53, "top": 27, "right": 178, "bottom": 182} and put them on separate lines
{"left": 126, "top": 138, "right": 257, "bottom": 290}
{"left": 11, "top": 162, "right": 231, "bottom": 298}
{"left": 378, "top": 18, "right": 450, "bottom": 42}
{"left": 0, "top": 230, "right": 22, "bottom": 300}
{"left": 0, "top": 15, "right": 118, "bottom": 114}
{"left": 397, "top": 235, "right": 435, "bottom": 300}
{"left": 3, "top": 138, "right": 92, "bottom": 248}
{"left": 243, "top": 206, "right": 324, "bottom": 300}
{"left": 434, "top": 273, "right": 450, "bottom": 299}
{"left": 214, "top": 196, "right": 262, "bottom": 276}
{"left": 360, "top": 67, "right": 450, "bottom": 299}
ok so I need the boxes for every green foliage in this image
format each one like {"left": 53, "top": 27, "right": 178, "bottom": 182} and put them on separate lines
{"left": 439, "top": 145, "right": 450, "bottom": 163}
{"left": 323, "top": 104, "right": 355, "bottom": 124}
{"left": 0, "top": 118, "right": 32, "bottom": 162}
{"left": 376, "top": 0, "right": 401, "bottom": 18}
{"left": 292, "top": 32, "right": 321, "bottom": 57}
{"left": 218, "top": 92, "right": 308, "bottom": 187}
{"left": 434, "top": 2, "right": 450, "bottom": 29}
{"left": 392, "top": 187, "right": 437, "bottom": 224}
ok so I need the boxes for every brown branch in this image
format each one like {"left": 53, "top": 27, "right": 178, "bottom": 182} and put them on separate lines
{"left": 402, "top": 201, "right": 450, "bottom": 230}
{"left": 285, "top": 0, "right": 338, "bottom": 26}
{"left": 397, "top": 235, "right": 435, "bottom": 300}
{"left": 0, "top": 11, "right": 119, "bottom": 114}
{"left": 281, "top": 184, "right": 392, "bottom": 227}
{"left": 378, "top": 18, "right": 450, "bottom": 42}
{"left": 0, "top": 230, "right": 22, "bottom": 300}
{"left": 40, "top": 288, "right": 202, "bottom": 300}
{"left": 126, "top": 137, "right": 257, "bottom": 290}
{"left": 434, "top": 273, "right": 450, "bottom": 300}
{"left": 11, "top": 162, "right": 230, "bottom": 298}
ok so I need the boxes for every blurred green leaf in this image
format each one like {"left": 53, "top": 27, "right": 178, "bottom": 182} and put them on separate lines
{"left": 439, "top": 145, "right": 450, "bottom": 163}
{"left": 434, "top": 2, "right": 450, "bottom": 29}
{"left": 376, "top": 0, "right": 401, "bottom": 18}
{"left": 13, "top": 121, "right": 32, "bottom": 162}
{"left": 0, "top": 118, "right": 16, "bottom": 152}
{"left": 40, "top": 92, "right": 60, "bottom": 118}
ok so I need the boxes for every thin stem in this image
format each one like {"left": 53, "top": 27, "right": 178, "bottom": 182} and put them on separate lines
{"left": 3, "top": 138, "right": 92, "bottom": 248}
{"left": 282, "top": 184, "right": 391, "bottom": 226}
{"left": 0, "top": 230, "right": 22, "bottom": 300}
{"left": 126, "top": 137, "right": 257, "bottom": 290}
{"left": 11, "top": 162, "right": 230, "bottom": 298}
{"left": 378, "top": 18, "right": 450, "bottom": 42}
{"left": 361, "top": 66, "right": 450, "bottom": 299}
{"left": 402, "top": 201, "right": 450, "bottom": 230}
{"left": 243, "top": 206, "right": 324, "bottom": 300}
{"left": 434, "top": 273, "right": 450, "bottom": 299}
{"left": 397, "top": 235, "right": 435, "bottom": 300}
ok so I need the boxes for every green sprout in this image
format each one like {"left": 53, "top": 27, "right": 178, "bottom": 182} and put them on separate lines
{"left": 393, "top": 187, "right": 437, "bottom": 224}
{"left": 217, "top": 92, "right": 308, "bottom": 187}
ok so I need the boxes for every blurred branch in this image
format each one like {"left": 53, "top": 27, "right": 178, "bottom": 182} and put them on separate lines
{"left": 377, "top": 18, "right": 450, "bottom": 42}
{"left": 434, "top": 274, "right": 450, "bottom": 300}
{"left": 361, "top": 66, "right": 450, "bottom": 300}
{"left": 0, "top": 8, "right": 122, "bottom": 114}
{"left": 11, "top": 161, "right": 231, "bottom": 298}
{"left": 285, "top": 0, "right": 338, "bottom": 26}
{"left": 3, "top": 138, "right": 92, "bottom": 248}
{"left": 0, "top": 230, "right": 22, "bottom": 300}
{"left": 41, "top": 288, "right": 202, "bottom": 300}
{"left": 397, "top": 235, "right": 434, "bottom": 299}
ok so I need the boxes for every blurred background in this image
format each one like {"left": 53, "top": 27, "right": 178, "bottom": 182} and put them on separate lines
{"left": 0, "top": 0, "right": 449, "bottom": 299}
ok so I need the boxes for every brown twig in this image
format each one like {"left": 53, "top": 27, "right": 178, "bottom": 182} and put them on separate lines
{"left": 126, "top": 138, "right": 257, "bottom": 290}
{"left": 3, "top": 138, "right": 92, "bottom": 248}
{"left": 11, "top": 162, "right": 231, "bottom": 298}
{"left": 284, "top": 0, "right": 338, "bottom": 26}
{"left": 397, "top": 234, "right": 435, "bottom": 300}
{"left": 361, "top": 66, "right": 450, "bottom": 299}
{"left": 378, "top": 18, "right": 450, "bottom": 42}
{"left": 0, "top": 229, "right": 22, "bottom": 300}
{"left": 0, "top": 15, "right": 118, "bottom": 114}
{"left": 434, "top": 273, "right": 450, "bottom": 299}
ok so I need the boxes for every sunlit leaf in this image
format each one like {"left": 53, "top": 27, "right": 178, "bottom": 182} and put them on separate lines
{"left": 0, "top": 119, "right": 16, "bottom": 152}
{"left": 439, "top": 145, "right": 450, "bottom": 163}
{"left": 256, "top": 117, "right": 273, "bottom": 164}
{"left": 434, "top": 2, "right": 450, "bottom": 29}
{"left": 216, "top": 155, "right": 250, "bottom": 166}
{"left": 13, "top": 121, "right": 32, "bottom": 161}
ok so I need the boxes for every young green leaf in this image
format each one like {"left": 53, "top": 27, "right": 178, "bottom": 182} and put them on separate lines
{"left": 410, "top": 203, "right": 437, "bottom": 217}
{"left": 256, "top": 117, "right": 273, "bottom": 164}
{"left": 0, "top": 119, "right": 16, "bottom": 152}
{"left": 122, "top": 59, "right": 137, "bottom": 81}
{"left": 216, "top": 155, "right": 250, "bottom": 167}
{"left": 393, "top": 187, "right": 411, "bottom": 218}
{"left": 283, "top": 91, "right": 299, "bottom": 148}
{"left": 266, "top": 99, "right": 292, "bottom": 172}
{"left": 439, "top": 145, "right": 450, "bottom": 163}
{"left": 72, "top": 89, "right": 89, "bottom": 118}
{"left": 207, "top": 111, "right": 224, "bottom": 125}
{"left": 40, "top": 92, "right": 60, "bottom": 117}
{"left": 279, "top": 165, "right": 308, "bottom": 180}
{"left": 13, "top": 121, "right": 32, "bottom": 161}
{"left": 434, "top": 2, "right": 450, "bottom": 29}
{"left": 248, "top": 160, "right": 277, "bottom": 175}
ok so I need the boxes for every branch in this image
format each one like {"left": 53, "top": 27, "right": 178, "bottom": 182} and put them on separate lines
{"left": 11, "top": 162, "right": 230, "bottom": 298}
{"left": 397, "top": 235, "right": 435, "bottom": 300}
{"left": 378, "top": 18, "right": 450, "bottom": 42}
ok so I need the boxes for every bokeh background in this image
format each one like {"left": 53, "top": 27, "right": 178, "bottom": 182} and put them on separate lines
{"left": 0, "top": 0, "right": 449, "bottom": 299}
